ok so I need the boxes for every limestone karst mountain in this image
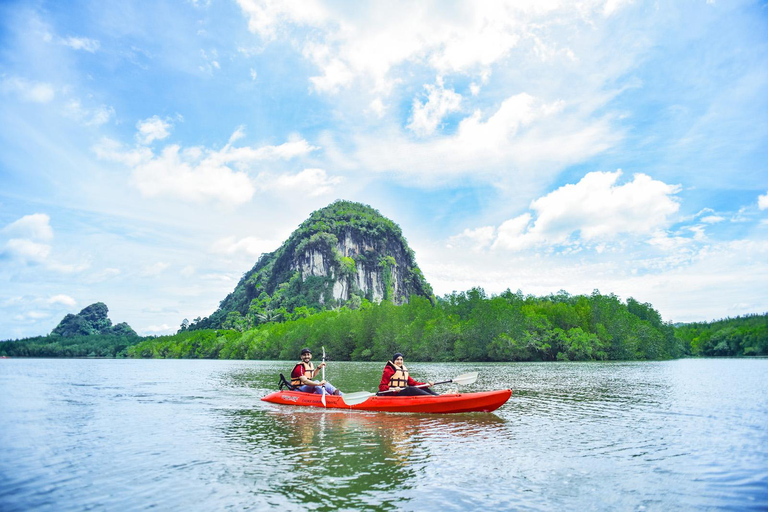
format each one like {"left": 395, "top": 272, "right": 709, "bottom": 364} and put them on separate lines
{"left": 52, "top": 302, "right": 137, "bottom": 337}
{"left": 192, "top": 201, "right": 434, "bottom": 330}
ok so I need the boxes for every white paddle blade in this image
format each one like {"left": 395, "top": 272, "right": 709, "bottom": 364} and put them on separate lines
{"left": 341, "top": 391, "right": 375, "bottom": 406}
{"left": 451, "top": 372, "right": 479, "bottom": 386}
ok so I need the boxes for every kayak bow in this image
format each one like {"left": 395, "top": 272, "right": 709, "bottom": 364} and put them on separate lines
{"left": 261, "top": 388, "right": 512, "bottom": 414}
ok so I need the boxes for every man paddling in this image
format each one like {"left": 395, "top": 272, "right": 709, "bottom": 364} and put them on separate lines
{"left": 290, "top": 348, "right": 342, "bottom": 395}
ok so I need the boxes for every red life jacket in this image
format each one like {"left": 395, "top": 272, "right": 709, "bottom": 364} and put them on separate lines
{"left": 386, "top": 360, "right": 409, "bottom": 388}
{"left": 291, "top": 361, "right": 314, "bottom": 387}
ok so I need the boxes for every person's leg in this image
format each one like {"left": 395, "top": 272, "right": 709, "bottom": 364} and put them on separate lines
{"left": 398, "top": 386, "right": 435, "bottom": 396}
{"left": 299, "top": 383, "right": 340, "bottom": 395}
{"left": 322, "top": 382, "right": 342, "bottom": 395}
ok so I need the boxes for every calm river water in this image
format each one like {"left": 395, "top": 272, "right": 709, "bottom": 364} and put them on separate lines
{"left": 0, "top": 358, "right": 766, "bottom": 511}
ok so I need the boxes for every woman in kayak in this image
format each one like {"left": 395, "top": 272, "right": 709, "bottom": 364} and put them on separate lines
{"left": 291, "top": 348, "right": 342, "bottom": 395}
{"left": 378, "top": 353, "right": 438, "bottom": 396}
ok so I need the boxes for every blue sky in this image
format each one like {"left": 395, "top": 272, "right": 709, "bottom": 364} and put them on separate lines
{"left": 1, "top": 0, "right": 767, "bottom": 339}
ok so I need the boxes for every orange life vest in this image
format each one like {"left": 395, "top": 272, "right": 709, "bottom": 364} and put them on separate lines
{"left": 387, "top": 360, "right": 409, "bottom": 388}
{"left": 291, "top": 361, "right": 315, "bottom": 387}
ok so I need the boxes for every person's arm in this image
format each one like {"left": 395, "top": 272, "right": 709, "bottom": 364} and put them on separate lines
{"left": 407, "top": 375, "right": 424, "bottom": 387}
{"left": 311, "top": 362, "right": 326, "bottom": 378}
{"left": 379, "top": 366, "right": 394, "bottom": 392}
{"left": 407, "top": 375, "right": 434, "bottom": 387}
{"left": 300, "top": 375, "right": 325, "bottom": 386}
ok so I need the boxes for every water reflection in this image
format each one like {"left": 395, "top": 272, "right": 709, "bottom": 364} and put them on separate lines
{"left": 2, "top": 359, "right": 765, "bottom": 511}
{"left": 221, "top": 404, "right": 506, "bottom": 511}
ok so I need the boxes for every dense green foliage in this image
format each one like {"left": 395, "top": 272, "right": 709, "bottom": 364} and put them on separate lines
{"left": 4, "top": 292, "right": 765, "bottom": 361}
{"left": 675, "top": 313, "right": 768, "bottom": 356}
{"left": 0, "top": 333, "right": 141, "bottom": 358}
{"left": 191, "top": 200, "right": 434, "bottom": 330}
{"left": 128, "top": 289, "right": 685, "bottom": 362}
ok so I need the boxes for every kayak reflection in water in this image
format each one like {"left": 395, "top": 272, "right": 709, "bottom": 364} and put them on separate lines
{"left": 378, "top": 353, "right": 438, "bottom": 396}
{"left": 290, "top": 348, "right": 342, "bottom": 395}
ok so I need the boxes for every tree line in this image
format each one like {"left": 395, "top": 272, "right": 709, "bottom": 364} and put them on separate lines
{"left": 674, "top": 313, "right": 768, "bottom": 356}
{"left": 127, "top": 289, "right": 685, "bottom": 361}
{"left": 4, "top": 290, "right": 765, "bottom": 360}
{"left": 0, "top": 333, "right": 140, "bottom": 358}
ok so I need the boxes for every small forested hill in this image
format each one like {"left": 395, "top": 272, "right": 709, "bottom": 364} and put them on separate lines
{"left": 52, "top": 302, "right": 137, "bottom": 337}
{"left": 192, "top": 201, "right": 434, "bottom": 330}
{"left": 0, "top": 302, "right": 140, "bottom": 357}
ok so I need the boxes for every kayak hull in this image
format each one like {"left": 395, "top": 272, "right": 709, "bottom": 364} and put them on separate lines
{"left": 261, "top": 389, "right": 512, "bottom": 414}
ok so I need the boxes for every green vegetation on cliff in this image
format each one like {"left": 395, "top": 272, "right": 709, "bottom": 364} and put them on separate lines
{"left": 192, "top": 201, "right": 433, "bottom": 330}
{"left": 52, "top": 302, "right": 137, "bottom": 337}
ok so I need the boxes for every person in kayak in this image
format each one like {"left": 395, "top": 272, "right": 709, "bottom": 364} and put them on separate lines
{"left": 291, "top": 348, "right": 342, "bottom": 395}
{"left": 378, "top": 353, "right": 437, "bottom": 396}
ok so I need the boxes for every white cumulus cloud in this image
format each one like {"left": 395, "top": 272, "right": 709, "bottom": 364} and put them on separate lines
{"left": 212, "top": 236, "right": 279, "bottom": 256}
{"left": 495, "top": 214, "right": 534, "bottom": 251}
{"left": 452, "top": 171, "right": 681, "bottom": 252}
{"left": 518, "top": 170, "right": 681, "bottom": 244}
{"left": 349, "top": 92, "right": 599, "bottom": 184}
{"left": 4, "top": 239, "right": 52, "bottom": 263}
{"left": 144, "top": 324, "right": 174, "bottom": 334}
{"left": 130, "top": 144, "right": 256, "bottom": 204}
{"left": 407, "top": 77, "right": 462, "bottom": 137}
{"left": 2, "top": 213, "right": 54, "bottom": 241}
{"left": 454, "top": 93, "right": 565, "bottom": 150}
{"left": 759, "top": 191, "right": 768, "bottom": 210}
{"left": 2, "top": 213, "right": 54, "bottom": 264}
{"left": 15, "top": 311, "right": 50, "bottom": 321}
{"left": 61, "top": 36, "right": 100, "bottom": 52}
{"left": 136, "top": 116, "right": 173, "bottom": 145}
{"left": 236, "top": 0, "right": 329, "bottom": 42}
{"left": 1, "top": 214, "right": 89, "bottom": 273}
{"left": 64, "top": 99, "right": 115, "bottom": 126}
{"left": 233, "top": 1, "right": 638, "bottom": 187}
{"left": 256, "top": 168, "right": 342, "bottom": 197}
{"left": 1, "top": 77, "right": 55, "bottom": 103}
{"left": 94, "top": 128, "right": 319, "bottom": 205}
{"left": 48, "top": 294, "right": 77, "bottom": 307}
{"left": 210, "top": 136, "right": 319, "bottom": 166}
{"left": 448, "top": 226, "right": 496, "bottom": 251}
{"left": 236, "top": 1, "right": 628, "bottom": 96}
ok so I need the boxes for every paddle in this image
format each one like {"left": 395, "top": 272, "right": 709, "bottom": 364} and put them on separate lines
{"left": 341, "top": 372, "right": 479, "bottom": 406}
{"left": 321, "top": 346, "right": 327, "bottom": 407}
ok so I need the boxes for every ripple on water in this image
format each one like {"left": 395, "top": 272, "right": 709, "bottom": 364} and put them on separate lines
{"left": 1, "top": 358, "right": 767, "bottom": 511}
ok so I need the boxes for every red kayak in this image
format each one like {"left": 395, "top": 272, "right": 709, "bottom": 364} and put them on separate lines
{"left": 261, "top": 389, "right": 512, "bottom": 413}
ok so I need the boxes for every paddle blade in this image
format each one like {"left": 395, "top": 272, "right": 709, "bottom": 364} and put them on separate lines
{"left": 341, "top": 391, "right": 374, "bottom": 406}
{"left": 321, "top": 388, "right": 326, "bottom": 407}
{"left": 451, "top": 372, "right": 478, "bottom": 386}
